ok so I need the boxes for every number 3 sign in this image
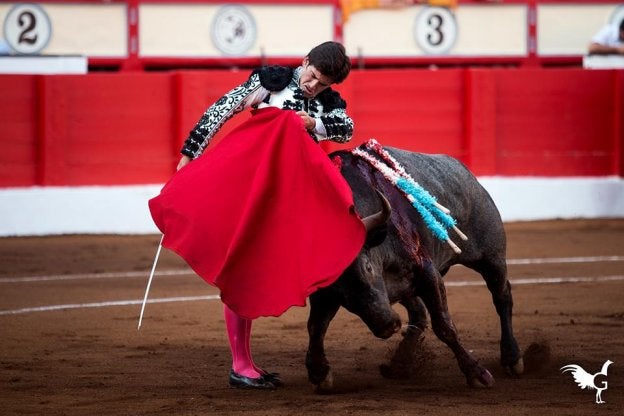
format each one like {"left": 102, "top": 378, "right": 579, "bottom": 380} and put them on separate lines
{"left": 3, "top": 3, "right": 52, "bottom": 55}
{"left": 414, "top": 7, "right": 457, "bottom": 55}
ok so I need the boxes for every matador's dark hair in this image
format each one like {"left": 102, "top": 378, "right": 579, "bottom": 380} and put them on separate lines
{"left": 306, "top": 41, "right": 351, "bottom": 84}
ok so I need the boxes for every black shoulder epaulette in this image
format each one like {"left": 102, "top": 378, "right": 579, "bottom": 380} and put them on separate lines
{"left": 317, "top": 89, "right": 347, "bottom": 112}
{"left": 252, "top": 65, "right": 294, "bottom": 92}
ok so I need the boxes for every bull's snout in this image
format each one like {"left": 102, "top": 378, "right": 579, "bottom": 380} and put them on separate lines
{"left": 371, "top": 313, "right": 402, "bottom": 339}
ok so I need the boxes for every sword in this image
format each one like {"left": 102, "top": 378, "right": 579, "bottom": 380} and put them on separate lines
{"left": 137, "top": 234, "right": 164, "bottom": 330}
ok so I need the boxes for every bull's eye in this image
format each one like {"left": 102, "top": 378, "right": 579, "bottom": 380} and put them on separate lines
{"left": 365, "top": 261, "right": 373, "bottom": 273}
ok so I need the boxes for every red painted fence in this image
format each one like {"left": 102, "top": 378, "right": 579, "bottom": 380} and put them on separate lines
{"left": 1, "top": 68, "right": 622, "bottom": 187}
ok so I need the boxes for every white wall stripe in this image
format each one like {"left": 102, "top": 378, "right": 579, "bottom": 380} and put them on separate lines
{"left": 0, "top": 269, "right": 193, "bottom": 283}
{"left": 0, "top": 295, "right": 220, "bottom": 316}
{"left": 446, "top": 275, "right": 624, "bottom": 287}
{"left": 1, "top": 256, "right": 622, "bottom": 284}
{"left": 1, "top": 178, "right": 623, "bottom": 236}
{"left": 0, "top": 275, "right": 622, "bottom": 316}
{"left": 506, "top": 255, "right": 624, "bottom": 265}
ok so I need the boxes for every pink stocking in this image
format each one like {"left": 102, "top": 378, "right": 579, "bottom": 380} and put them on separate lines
{"left": 244, "top": 318, "right": 264, "bottom": 374}
{"left": 223, "top": 304, "right": 261, "bottom": 378}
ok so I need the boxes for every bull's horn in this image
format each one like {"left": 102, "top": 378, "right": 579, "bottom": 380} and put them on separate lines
{"left": 362, "top": 190, "right": 392, "bottom": 232}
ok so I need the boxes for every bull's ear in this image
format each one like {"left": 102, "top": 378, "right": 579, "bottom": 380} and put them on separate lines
{"left": 364, "top": 225, "right": 387, "bottom": 248}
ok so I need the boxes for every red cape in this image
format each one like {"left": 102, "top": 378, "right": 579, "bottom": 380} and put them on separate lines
{"left": 149, "top": 108, "right": 366, "bottom": 319}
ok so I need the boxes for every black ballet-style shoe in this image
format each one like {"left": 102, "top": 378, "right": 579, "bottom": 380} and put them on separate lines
{"left": 228, "top": 369, "right": 276, "bottom": 390}
{"left": 261, "top": 372, "right": 283, "bottom": 387}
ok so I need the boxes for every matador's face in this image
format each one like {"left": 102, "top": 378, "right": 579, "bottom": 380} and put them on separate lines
{"left": 299, "top": 58, "right": 333, "bottom": 98}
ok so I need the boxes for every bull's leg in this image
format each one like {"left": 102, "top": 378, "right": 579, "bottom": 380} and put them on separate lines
{"left": 470, "top": 258, "right": 523, "bottom": 375}
{"left": 380, "top": 297, "right": 428, "bottom": 379}
{"left": 306, "top": 290, "right": 341, "bottom": 392}
{"left": 403, "top": 296, "right": 429, "bottom": 335}
{"left": 416, "top": 262, "right": 495, "bottom": 387}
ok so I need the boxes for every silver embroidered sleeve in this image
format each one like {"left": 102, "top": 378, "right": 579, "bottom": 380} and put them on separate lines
{"left": 318, "top": 108, "right": 354, "bottom": 143}
{"left": 181, "top": 74, "right": 262, "bottom": 158}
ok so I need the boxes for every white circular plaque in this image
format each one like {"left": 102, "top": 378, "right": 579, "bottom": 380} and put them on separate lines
{"left": 414, "top": 7, "right": 457, "bottom": 55}
{"left": 211, "top": 5, "right": 256, "bottom": 56}
{"left": 3, "top": 3, "right": 51, "bottom": 55}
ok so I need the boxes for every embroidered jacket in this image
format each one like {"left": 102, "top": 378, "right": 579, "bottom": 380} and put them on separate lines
{"left": 180, "top": 65, "right": 354, "bottom": 158}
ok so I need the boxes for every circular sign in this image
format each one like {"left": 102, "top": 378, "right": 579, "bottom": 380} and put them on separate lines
{"left": 211, "top": 5, "right": 256, "bottom": 56}
{"left": 3, "top": 3, "right": 52, "bottom": 55}
{"left": 414, "top": 7, "right": 457, "bottom": 55}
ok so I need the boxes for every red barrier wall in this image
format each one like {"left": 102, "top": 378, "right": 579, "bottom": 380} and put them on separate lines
{"left": 1, "top": 68, "right": 622, "bottom": 187}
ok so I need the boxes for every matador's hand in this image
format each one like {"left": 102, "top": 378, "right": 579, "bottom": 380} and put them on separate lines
{"left": 177, "top": 155, "right": 191, "bottom": 171}
{"left": 296, "top": 111, "right": 316, "bottom": 131}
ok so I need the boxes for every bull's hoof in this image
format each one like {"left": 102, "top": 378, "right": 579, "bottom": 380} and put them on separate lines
{"left": 468, "top": 368, "right": 495, "bottom": 388}
{"left": 313, "top": 370, "right": 334, "bottom": 394}
{"left": 504, "top": 357, "right": 525, "bottom": 376}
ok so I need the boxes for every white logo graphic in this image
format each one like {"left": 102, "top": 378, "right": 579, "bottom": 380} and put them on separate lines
{"left": 560, "top": 360, "right": 613, "bottom": 404}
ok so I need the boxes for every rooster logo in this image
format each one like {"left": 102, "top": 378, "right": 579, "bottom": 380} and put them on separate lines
{"left": 560, "top": 360, "right": 613, "bottom": 404}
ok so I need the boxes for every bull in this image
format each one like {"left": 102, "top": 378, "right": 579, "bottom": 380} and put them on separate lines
{"left": 306, "top": 144, "right": 523, "bottom": 391}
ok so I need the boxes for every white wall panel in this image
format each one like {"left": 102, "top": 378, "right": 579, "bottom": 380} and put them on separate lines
{"left": 0, "top": 3, "right": 127, "bottom": 57}
{"left": 538, "top": 4, "right": 620, "bottom": 55}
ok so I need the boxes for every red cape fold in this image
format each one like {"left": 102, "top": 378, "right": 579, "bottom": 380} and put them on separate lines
{"left": 149, "top": 107, "right": 366, "bottom": 319}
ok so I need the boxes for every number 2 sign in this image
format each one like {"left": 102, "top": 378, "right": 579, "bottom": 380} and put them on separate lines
{"left": 414, "top": 7, "right": 457, "bottom": 55}
{"left": 3, "top": 3, "right": 51, "bottom": 55}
